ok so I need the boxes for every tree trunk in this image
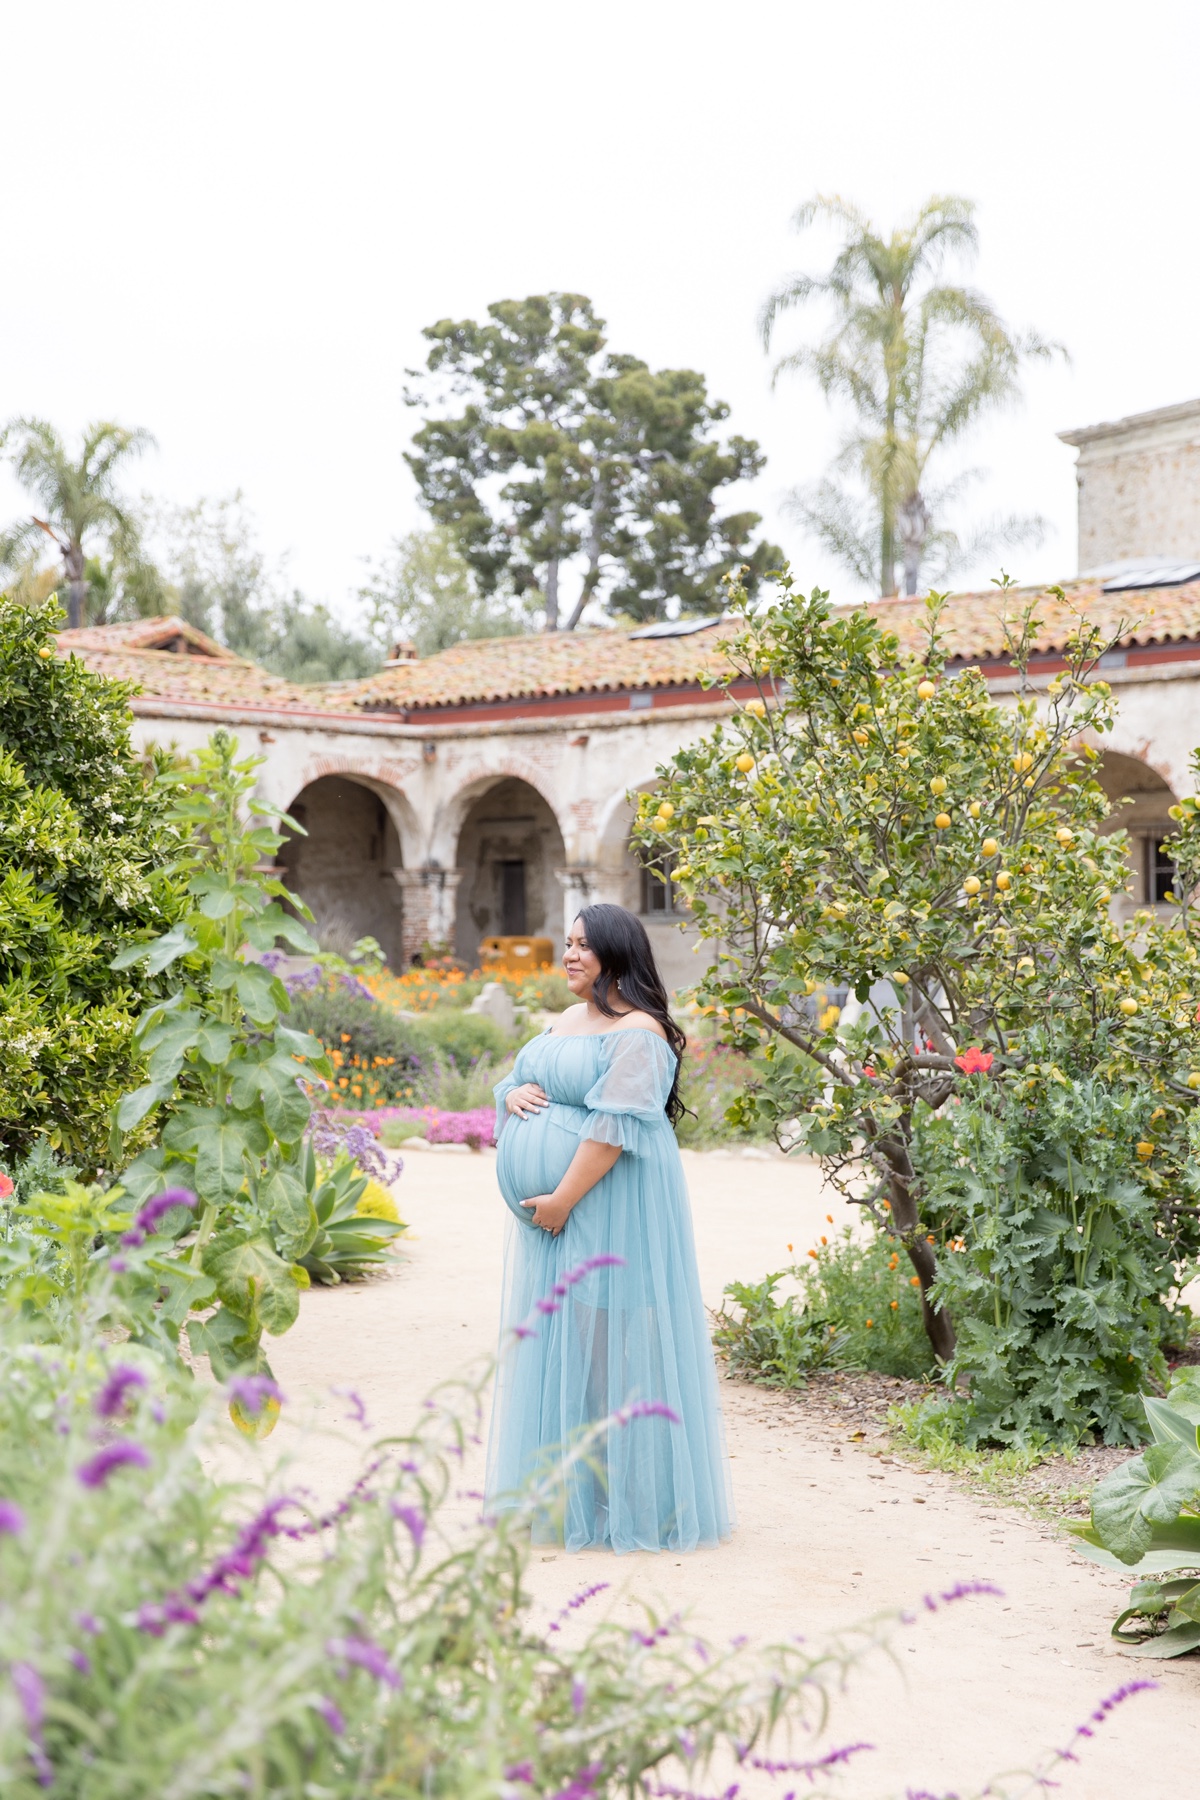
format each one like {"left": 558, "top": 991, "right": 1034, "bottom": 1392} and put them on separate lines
{"left": 543, "top": 555, "right": 560, "bottom": 632}
{"left": 563, "top": 475, "right": 605, "bottom": 632}
{"left": 897, "top": 491, "right": 929, "bottom": 597}
{"left": 63, "top": 539, "right": 87, "bottom": 630}
{"left": 880, "top": 514, "right": 897, "bottom": 599}
{"left": 883, "top": 1144, "right": 956, "bottom": 1362}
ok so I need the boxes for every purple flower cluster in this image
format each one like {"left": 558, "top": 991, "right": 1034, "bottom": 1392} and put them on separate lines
{"left": 94, "top": 1364, "right": 147, "bottom": 1419}
{"left": 511, "top": 1256, "right": 625, "bottom": 1340}
{"left": 11, "top": 1662, "right": 53, "bottom": 1787}
{"left": 1056, "top": 1680, "right": 1159, "bottom": 1764}
{"left": 120, "top": 1187, "right": 196, "bottom": 1248}
{"left": 0, "top": 1497, "right": 26, "bottom": 1535}
{"left": 904, "top": 1579, "right": 1004, "bottom": 1622}
{"left": 391, "top": 1501, "right": 427, "bottom": 1550}
{"left": 227, "top": 1375, "right": 285, "bottom": 1417}
{"left": 137, "top": 1495, "right": 299, "bottom": 1634}
{"left": 546, "top": 1580, "right": 610, "bottom": 1634}
{"left": 284, "top": 965, "right": 375, "bottom": 1003}
{"left": 612, "top": 1400, "right": 682, "bottom": 1427}
{"left": 327, "top": 1633, "right": 402, "bottom": 1689}
{"left": 744, "top": 1742, "right": 874, "bottom": 1778}
{"left": 76, "top": 1441, "right": 151, "bottom": 1488}
{"left": 306, "top": 1107, "right": 405, "bottom": 1185}
{"left": 549, "top": 1763, "right": 603, "bottom": 1800}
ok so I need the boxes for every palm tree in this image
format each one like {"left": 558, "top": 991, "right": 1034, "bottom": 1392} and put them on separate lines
{"left": 0, "top": 418, "right": 156, "bottom": 627}
{"left": 761, "top": 195, "right": 1060, "bottom": 597}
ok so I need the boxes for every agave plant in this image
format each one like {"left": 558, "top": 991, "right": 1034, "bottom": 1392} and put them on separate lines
{"left": 299, "top": 1152, "right": 406, "bottom": 1284}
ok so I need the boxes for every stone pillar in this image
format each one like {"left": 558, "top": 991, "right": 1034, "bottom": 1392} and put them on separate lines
{"left": 393, "top": 866, "right": 464, "bottom": 965}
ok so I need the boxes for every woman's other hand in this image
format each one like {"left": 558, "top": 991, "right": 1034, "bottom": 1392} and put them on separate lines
{"left": 520, "top": 1192, "right": 573, "bottom": 1235}
{"left": 506, "top": 1083, "right": 549, "bottom": 1119}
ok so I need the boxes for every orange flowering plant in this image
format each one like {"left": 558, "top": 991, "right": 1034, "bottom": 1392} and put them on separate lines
{"left": 636, "top": 570, "right": 1200, "bottom": 1419}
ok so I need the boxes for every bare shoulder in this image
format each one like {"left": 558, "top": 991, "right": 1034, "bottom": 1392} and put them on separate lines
{"left": 613, "top": 1011, "right": 668, "bottom": 1041}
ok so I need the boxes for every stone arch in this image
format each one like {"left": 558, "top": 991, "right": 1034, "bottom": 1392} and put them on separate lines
{"left": 448, "top": 773, "right": 568, "bottom": 966}
{"left": 1095, "top": 749, "right": 1180, "bottom": 916}
{"left": 278, "top": 771, "right": 414, "bottom": 968}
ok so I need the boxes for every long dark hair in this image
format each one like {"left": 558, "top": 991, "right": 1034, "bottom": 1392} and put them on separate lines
{"left": 575, "top": 903, "right": 687, "bottom": 1127}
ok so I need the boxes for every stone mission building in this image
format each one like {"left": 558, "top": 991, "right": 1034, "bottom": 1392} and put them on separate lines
{"left": 56, "top": 398, "right": 1200, "bottom": 983}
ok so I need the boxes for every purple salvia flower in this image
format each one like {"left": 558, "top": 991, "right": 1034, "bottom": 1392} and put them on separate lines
{"left": 504, "top": 1764, "right": 534, "bottom": 1784}
{"left": 571, "top": 1674, "right": 586, "bottom": 1717}
{"left": 327, "top": 1633, "right": 402, "bottom": 1689}
{"left": 914, "top": 1579, "right": 1004, "bottom": 1618}
{"left": 74, "top": 1612, "right": 101, "bottom": 1635}
{"left": 391, "top": 1502, "right": 426, "bottom": 1550}
{"left": 138, "top": 1495, "right": 299, "bottom": 1632}
{"left": 332, "top": 1385, "right": 370, "bottom": 1429}
{"left": 109, "top": 1256, "right": 128, "bottom": 1273}
{"left": 613, "top": 1400, "right": 682, "bottom": 1427}
{"left": 536, "top": 1299, "right": 561, "bottom": 1315}
{"left": 94, "top": 1364, "right": 147, "bottom": 1419}
{"left": 748, "top": 1743, "right": 874, "bottom": 1777}
{"left": 120, "top": 1186, "right": 196, "bottom": 1248}
{"left": 11, "top": 1662, "right": 53, "bottom": 1788}
{"left": 0, "top": 1497, "right": 26, "bottom": 1535}
{"left": 549, "top": 1765, "right": 603, "bottom": 1800}
{"left": 547, "top": 1581, "right": 610, "bottom": 1634}
{"left": 76, "top": 1441, "right": 151, "bottom": 1487}
{"left": 513, "top": 1323, "right": 538, "bottom": 1340}
{"left": 67, "top": 1648, "right": 91, "bottom": 1675}
{"left": 315, "top": 1695, "right": 345, "bottom": 1735}
{"left": 227, "top": 1375, "right": 285, "bottom": 1416}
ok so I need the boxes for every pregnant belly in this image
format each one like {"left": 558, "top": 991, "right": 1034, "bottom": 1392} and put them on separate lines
{"left": 496, "top": 1102, "right": 587, "bottom": 1227}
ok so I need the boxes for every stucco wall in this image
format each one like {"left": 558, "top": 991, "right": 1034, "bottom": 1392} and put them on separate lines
{"left": 1064, "top": 404, "right": 1200, "bottom": 568}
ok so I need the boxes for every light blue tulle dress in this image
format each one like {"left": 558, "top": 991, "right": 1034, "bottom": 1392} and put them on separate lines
{"left": 487, "top": 1027, "right": 734, "bottom": 1553}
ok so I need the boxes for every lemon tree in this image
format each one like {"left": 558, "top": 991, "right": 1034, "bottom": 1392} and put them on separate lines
{"left": 636, "top": 571, "right": 1200, "bottom": 1371}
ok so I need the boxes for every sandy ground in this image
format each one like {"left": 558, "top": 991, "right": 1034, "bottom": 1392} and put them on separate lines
{"left": 251, "top": 1146, "right": 1199, "bottom": 1799}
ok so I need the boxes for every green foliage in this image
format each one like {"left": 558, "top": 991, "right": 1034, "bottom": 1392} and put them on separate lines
{"left": 637, "top": 570, "right": 1200, "bottom": 1379}
{"left": 674, "top": 1043, "right": 776, "bottom": 1148}
{"left": 0, "top": 595, "right": 183, "bottom": 1166}
{"left": 0, "top": 1305, "right": 875, "bottom": 1798}
{"left": 1074, "top": 1369, "right": 1200, "bottom": 1657}
{"left": 361, "top": 525, "right": 527, "bottom": 655}
{"left": 287, "top": 982, "right": 514, "bottom": 1103}
{"left": 916, "top": 1069, "right": 1191, "bottom": 1446}
{"left": 406, "top": 292, "right": 780, "bottom": 629}
{"left": 299, "top": 1152, "right": 407, "bottom": 1283}
{"left": 713, "top": 1227, "right": 933, "bottom": 1386}
{"left": 761, "top": 195, "right": 1057, "bottom": 596}
{"left": 109, "top": 730, "right": 335, "bottom": 1376}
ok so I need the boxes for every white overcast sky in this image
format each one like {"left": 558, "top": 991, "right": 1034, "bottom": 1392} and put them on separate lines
{"left": 3, "top": 0, "right": 1198, "bottom": 616}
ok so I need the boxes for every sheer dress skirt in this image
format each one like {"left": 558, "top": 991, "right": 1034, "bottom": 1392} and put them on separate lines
{"left": 487, "top": 1029, "right": 734, "bottom": 1553}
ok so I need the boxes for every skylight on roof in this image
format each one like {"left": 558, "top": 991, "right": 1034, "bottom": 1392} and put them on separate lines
{"left": 628, "top": 615, "right": 724, "bottom": 639}
{"left": 1098, "top": 561, "right": 1200, "bottom": 593}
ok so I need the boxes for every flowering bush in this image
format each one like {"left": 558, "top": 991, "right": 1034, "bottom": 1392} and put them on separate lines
{"left": 674, "top": 1042, "right": 776, "bottom": 1149}
{"left": 375, "top": 1106, "right": 497, "bottom": 1149}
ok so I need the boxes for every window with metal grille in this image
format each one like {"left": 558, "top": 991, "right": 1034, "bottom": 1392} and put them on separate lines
{"left": 640, "top": 851, "right": 677, "bottom": 914}
{"left": 1147, "top": 837, "right": 1178, "bottom": 905}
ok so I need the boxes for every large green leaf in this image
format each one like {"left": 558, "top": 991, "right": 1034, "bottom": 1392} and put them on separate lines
{"left": 187, "top": 1305, "right": 267, "bottom": 1380}
{"left": 253, "top": 1054, "right": 312, "bottom": 1144}
{"left": 259, "top": 1168, "right": 319, "bottom": 1260}
{"left": 115, "top": 1080, "right": 174, "bottom": 1133}
{"left": 1144, "top": 1396, "right": 1200, "bottom": 1453}
{"left": 196, "top": 1023, "right": 235, "bottom": 1065}
{"left": 191, "top": 1112, "right": 270, "bottom": 1201}
{"left": 110, "top": 920, "right": 197, "bottom": 974}
{"left": 202, "top": 1230, "right": 303, "bottom": 1336}
{"left": 147, "top": 1258, "right": 217, "bottom": 1327}
{"left": 275, "top": 1024, "right": 326, "bottom": 1061}
{"left": 1120, "top": 1620, "right": 1200, "bottom": 1659}
{"left": 236, "top": 962, "right": 284, "bottom": 1025}
{"left": 1092, "top": 1443, "right": 1200, "bottom": 1563}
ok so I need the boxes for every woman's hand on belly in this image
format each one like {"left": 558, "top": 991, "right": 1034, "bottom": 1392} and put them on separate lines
{"left": 520, "top": 1192, "right": 573, "bottom": 1235}
{"left": 506, "top": 1082, "right": 549, "bottom": 1119}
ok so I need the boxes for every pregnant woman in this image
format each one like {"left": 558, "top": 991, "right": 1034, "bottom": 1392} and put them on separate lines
{"left": 487, "top": 902, "right": 733, "bottom": 1554}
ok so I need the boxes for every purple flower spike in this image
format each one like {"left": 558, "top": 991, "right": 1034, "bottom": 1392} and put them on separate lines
{"left": 76, "top": 1441, "right": 151, "bottom": 1488}
{"left": 613, "top": 1400, "right": 682, "bottom": 1427}
{"left": 74, "top": 1612, "right": 101, "bottom": 1636}
{"left": 120, "top": 1186, "right": 196, "bottom": 1248}
{"left": 571, "top": 1674, "right": 587, "bottom": 1717}
{"left": 327, "top": 1633, "right": 402, "bottom": 1689}
{"left": 94, "top": 1364, "right": 147, "bottom": 1419}
{"left": 535, "top": 1298, "right": 561, "bottom": 1315}
{"left": 505, "top": 1763, "right": 535, "bottom": 1784}
{"left": 331, "top": 1385, "right": 370, "bottom": 1429}
{"left": 512, "top": 1323, "right": 538, "bottom": 1340}
{"left": 392, "top": 1502, "right": 427, "bottom": 1551}
{"left": 227, "top": 1375, "right": 284, "bottom": 1416}
{"left": 11, "top": 1662, "right": 53, "bottom": 1788}
{"left": 0, "top": 1498, "right": 26, "bottom": 1536}
{"left": 315, "top": 1695, "right": 345, "bottom": 1735}
{"left": 67, "top": 1648, "right": 91, "bottom": 1675}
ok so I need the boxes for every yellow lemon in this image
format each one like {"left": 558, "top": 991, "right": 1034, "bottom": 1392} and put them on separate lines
{"left": 1136, "top": 1140, "right": 1155, "bottom": 1160}
{"left": 968, "top": 801, "right": 982, "bottom": 819}
{"left": 935, "top": 812, "right": 951, "bottom": 829}
{"left": 650, "top": 815, "right": 669, "bottom": 832}
{"left": 745, "top": 698, "right": 766, "bottom": 717}
{"left": 1013, "top": 752, "right": 1034, "bottom": 773}
{"left": 1055, "top": 827, "right": 1074, "bottom": 845}
{"left": 981, "top": 837, "right": 999, "bottom": 858}
{"left": 963, "top": 876, "right": 982, "bottom": 896}
{"left": 893, "top": 971, "right": 910, "bottom": 985}
{"left": 38, "top": 645, "right": 54, "bottom": 659}
{"left": 853, "top": 729, "right": 869, "bottom": 745}
{"left": 995, "top": 871, "right": 1012, "bottom": 891}
{"left": 656, "top": 801, "right": 675, "bottom": 820}
{"left": 930, "top": 776, "right": 948, "bottom": 796}
{"left": 1119, "top": 997, "right": 1138, "bottom": 1016}
{"left": 735, "top": 753, "right": 755, "bottom": 773}
{"left": 1187, "top": 1072, "right": 1200, "bottom": 1089}
{"left": 917, "top": 679, "right": 936, "bottom": 700}
{"left": 1017, "top": 956, "right": 1035, "bottom": 976}
{"left": 1047, "top": 678, "right": 1063, "bottom": 697}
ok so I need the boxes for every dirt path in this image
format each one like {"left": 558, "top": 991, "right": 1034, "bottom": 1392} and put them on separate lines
{"left": 260, "top": 1146, "right": 1199, "bottom": 1798}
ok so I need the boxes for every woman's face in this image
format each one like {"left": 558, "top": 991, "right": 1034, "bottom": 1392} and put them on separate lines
{"left": 563, "top": 917, "right": 603, "bottom": 1000}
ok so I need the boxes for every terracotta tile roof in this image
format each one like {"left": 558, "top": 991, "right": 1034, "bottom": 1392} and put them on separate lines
{"left": 870, "top": 576, "right": 1200, "bottom": 664}
{"left": 319, "top": 618, "right": 743, "bottom": 712}
{"left": 56, "top": 580, "right": 1200, "bottom": 722}
{"left": 57, "top": 616, "right": 237, "bottom": 659}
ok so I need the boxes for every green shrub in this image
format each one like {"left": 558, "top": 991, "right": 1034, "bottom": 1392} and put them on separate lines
{"left": 0, "top": 1297, "right": 870, "bottom": 1797}
{"left": 0, "top": 596, "right": 184, "bottom": 1166}
{"left": 675, "top": 1042, "right": 776, "bottom": 1148}
{"left": 413, "top": 1009, "right": 511, "bottom": 1065}
{"left": 286, "top": 984, "right": 512, "bottom": 1106}
{"left": 916, "top": 1063, "right": 1193, "bottom": 1448}
{"left": 713, "top": 1226, "right": 933, "bottom": 1386}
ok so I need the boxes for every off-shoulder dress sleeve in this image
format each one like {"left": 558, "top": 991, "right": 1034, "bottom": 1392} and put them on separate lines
{"left": 579, "top": 1029, "right": 677, "bottom": 1156}
{"left": 493, "top": 1048, "right": 529, "bottom": 1142}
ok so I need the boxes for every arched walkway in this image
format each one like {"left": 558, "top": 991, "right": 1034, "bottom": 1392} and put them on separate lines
{"left": 1096, "top": 749, "right": 1180, "bottom": 915}
{"left": 451, "top": 776, "right": 568, "bottom": 965}
{"left": 279, "top": 774, "right": 406, "bottom": 966}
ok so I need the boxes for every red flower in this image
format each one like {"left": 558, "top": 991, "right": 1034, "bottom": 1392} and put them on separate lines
{"left": 0, "top": 1173, "right": 12, "bottom": 1200}
{"left": 954, "top": 1047, "right": 994, "bottom": 1075}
